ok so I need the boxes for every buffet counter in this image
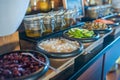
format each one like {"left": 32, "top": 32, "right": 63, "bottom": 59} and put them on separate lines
{"left": 18, "top": 13, "right": 120, "bottom": 80}
{"left": 19, "top": 28, "right": 112, "bottom": 80}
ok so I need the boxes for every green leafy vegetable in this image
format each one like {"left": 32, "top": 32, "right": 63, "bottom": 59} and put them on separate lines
{"left": 67, "top": 28, "right": 94, "bottom": 38}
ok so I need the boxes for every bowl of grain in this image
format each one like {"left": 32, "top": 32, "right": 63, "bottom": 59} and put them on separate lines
{"left": 36, "top": 37, "right": 83, "bottom": 59}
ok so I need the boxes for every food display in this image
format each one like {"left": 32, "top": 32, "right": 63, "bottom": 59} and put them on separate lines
{"left": 83, "top": 22, "right": 108, "bottom": 30}
{"left": 63, "top": 28, "right": 100, "bottom": 43}
{"left": 66, "top": 28, "right": 95, "bottom": 38}
{"left": 38, "top": 38, "right": 80, "bottom": 53}
{"left": 82, "top": 22, "right": 112, "bottom": 34}
{"left": 37, "top": 37, "right": 83, "bottom": 58}
{"left": 94, "top": 19, "right": 114, "bottom": 24}
{"left": 0, "top": 51, "right": 49, "bottom": 80}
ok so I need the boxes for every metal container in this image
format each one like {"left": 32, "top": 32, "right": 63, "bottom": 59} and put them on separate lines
{"left": 85, "top": 4, "right": 112, "bottom": 19}
{"left": 86, "top": 6, "right": 99, "bottom": 19}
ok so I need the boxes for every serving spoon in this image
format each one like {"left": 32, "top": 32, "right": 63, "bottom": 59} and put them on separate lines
{"left": 22, "top": 52, "right": 59, "bottom": 73}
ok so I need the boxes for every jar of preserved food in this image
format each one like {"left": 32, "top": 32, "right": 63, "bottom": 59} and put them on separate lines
{"left": 54, "top": 11, "right": 66, "bottom": 31}
{"left": 43, "top": 15, "right": 55, "bottom": 35}
{"left": 86, "top": 7, "right": 99, "bottom": 19}
{"left": 30, "top": 0, "right": 39, "bottom": 12}
{"left": 23, "top": 15, "right": 44, "bottom": 38}
{"left": 64, "top": 10, "right": 75, "bottom": 28}
{"left": 37, "top": 0, "right": 51, "bottom": 12}
{"left": 50, "top": 0, "right": 63, "bottom": 10}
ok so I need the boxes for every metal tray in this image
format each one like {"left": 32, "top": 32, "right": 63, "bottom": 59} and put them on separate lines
{"left": 93, "top": 26, "right": 112, "bottom": 34}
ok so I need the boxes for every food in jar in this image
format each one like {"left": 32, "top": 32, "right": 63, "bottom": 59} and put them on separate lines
{"left": 25, "top": 29, "right": 42, "bottom": 38}
{"left": 83, "top": 22, "right": 108, "bottom": 30}
{"left": 38, "top": 38, "right": 80, "bottom": 53}
{"left": 37, "top": 0, "right": 51, "bottom": 12}
{"left": 66, "top": 28, "right": 94, "bottom": 38}
{"left": 43, "top": 15, "right": 54, "bottom": 35}
{"left": 54, "top": 14, "right": 66, "bottom": 31}
{"left": 23, "top": 15, "right": 43, "bottom": 38}
{"left": 0, "top": 52, "right": 45, "bottom": 80}
{"left": 64, "top": 10, "right": 76, "bottom": 27}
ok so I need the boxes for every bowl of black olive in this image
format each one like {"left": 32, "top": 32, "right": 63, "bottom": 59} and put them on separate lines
{"left": 0, "top": 50, "right": 49, "bottom": 80}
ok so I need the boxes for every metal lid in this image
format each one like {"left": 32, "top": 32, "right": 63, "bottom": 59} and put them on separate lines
{"left": 24, "top": 14, "right": 44, "bottom": 21}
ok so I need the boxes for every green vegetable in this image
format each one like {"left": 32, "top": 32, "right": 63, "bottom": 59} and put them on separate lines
{"left": 67, "top": 28, "right": 94, "bottom": 38}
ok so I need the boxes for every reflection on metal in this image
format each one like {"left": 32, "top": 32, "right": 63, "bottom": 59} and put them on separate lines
{"left": 116, "top": 57, "right": 120, "bottom": 64}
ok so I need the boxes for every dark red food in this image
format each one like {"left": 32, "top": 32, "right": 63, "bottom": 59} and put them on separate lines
{"left": 0, "top": 52, "right": 45, "bottom": 80}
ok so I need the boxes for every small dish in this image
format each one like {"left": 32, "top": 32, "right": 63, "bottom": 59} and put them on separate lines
{"left": 63, "top": 29, "right": 100, "bottom": 43}
{"left": 36, "top": 37, "right": 83, "bottom": 59}
{"left": 93, "top": 26, "right": 112, "bottom": 34}
{"left": 83, "top": 22, "right": 112, "bottom": 34}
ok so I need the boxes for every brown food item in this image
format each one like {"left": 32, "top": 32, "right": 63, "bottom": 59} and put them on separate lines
{"left": 0, "top": 52, "right": 45, "bottom": 80}
{"left": 94, "top": 19, "right": 114, "bottom": 24}
{"left": 83, "top": 22, "right": 108, "bottom": 30}
{"left": 37, "top": 0, "right": 51, "bottom": 12}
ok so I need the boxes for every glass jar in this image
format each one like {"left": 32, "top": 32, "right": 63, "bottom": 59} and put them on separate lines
{"left": 87, "top": 7, "right": 99, "bottom": 19}
{"left": 30, "top": 0, "right": 39, "bottom": 11}
{"left": 37, "top": 0, "right": 51, "bottom": 12}
{"left": 43, "top": 15, "right": 55, "bottom": 35}
{"left": 23, "top": 15, "right": 44, "bottom": 38}
{"left": 55, "top": 13, "right": 66, "bottom": 31}
{"left": 64, "top": 10, "right": 75, "bottom": 28}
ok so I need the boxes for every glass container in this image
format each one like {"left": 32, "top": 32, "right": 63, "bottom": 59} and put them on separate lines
{"left": 43, "top": 15, "right": 55, "bottom": 35}
{"left": 30, "top": 0, "right": 39, "bottom": 11}
{"left": 54, "top": 11, "right": 66, "bottom": 31}
{"left": 23, "top": 15, "right": 44, "bottom": 38}
{"left": 37, "top": 0, "right": 51, "bottom": 12}
{"left": 64, "top": 10, "right": 75, "bottom": 28}
{"left": 87, "top": 7, "right": 99, "bottom": 19}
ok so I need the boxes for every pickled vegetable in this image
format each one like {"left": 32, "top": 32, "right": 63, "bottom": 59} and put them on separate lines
{"left": 83, "top": 22, "right": 108, "bottom": 30}
{"left": 67, "top": 28, "right": 94, "bottom": 38}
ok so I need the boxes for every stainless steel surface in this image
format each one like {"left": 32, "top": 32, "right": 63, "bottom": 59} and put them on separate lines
{"left": 85, "top": 4, "right": 112, "bottom": 19}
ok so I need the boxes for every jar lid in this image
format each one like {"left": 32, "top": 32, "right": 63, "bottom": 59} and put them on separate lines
{"left": 56, "top": 10, "right": 65, "bottom": 16}
{"left": 64, "top": 9, "right": 75, "bottom": 15}
{"left": 24, "top": 14, "right": 44, "bottom": 21}
{"left": 43, "top": 15, "right": 53, "bottom": 24}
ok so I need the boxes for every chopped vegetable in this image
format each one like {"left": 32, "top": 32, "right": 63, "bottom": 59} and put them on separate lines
{"left": 94, "top": 19, "right": 114, "bottom": 24}
{"left": 83, "top": 22, "right": 108, "bottom": 30}
{"left": 67, "top": 28, "right": 94, "bottom": 38}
